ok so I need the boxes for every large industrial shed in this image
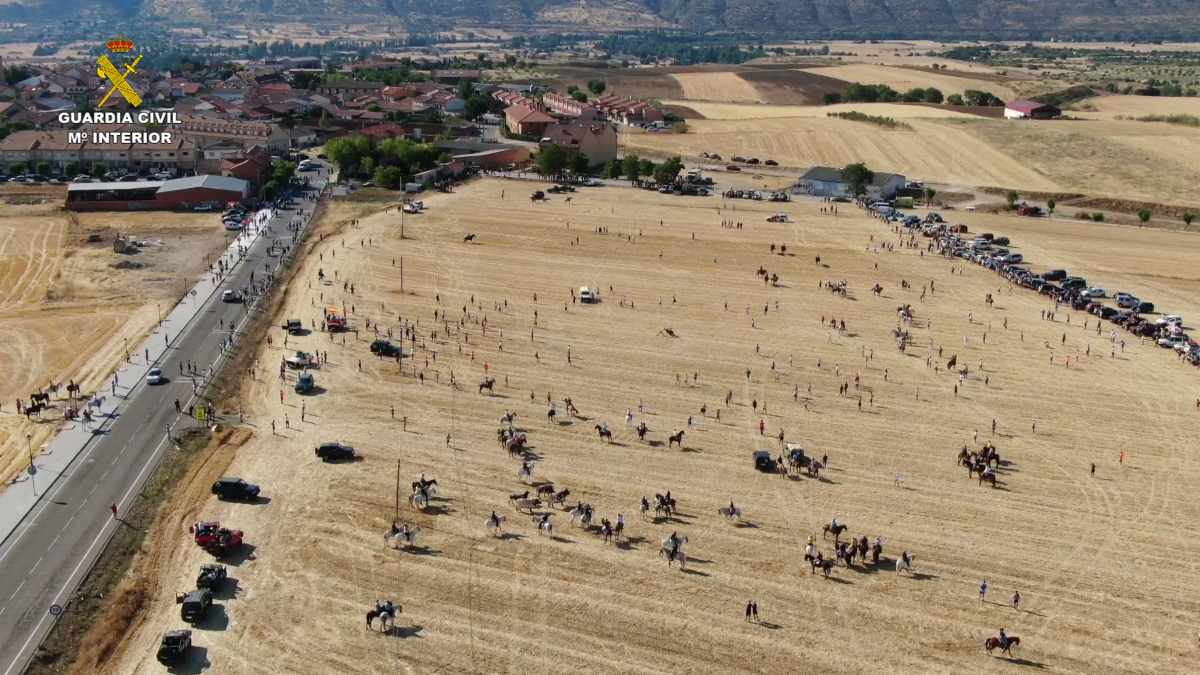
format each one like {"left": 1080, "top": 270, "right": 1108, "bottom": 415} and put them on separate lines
{"left": 66, "top": 175, "right": 250, "bottom": 211}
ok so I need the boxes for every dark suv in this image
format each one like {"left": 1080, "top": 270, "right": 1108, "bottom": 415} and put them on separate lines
{"left": 211, "top": 477, "right": 261, "bottom": 501}
{"left": 316, "top": 442, "right": 356, "bottom": 462}
{"left": 179, "top": 589, "right": 212, "bottom": 623}
{"left": 157, "top": 630, "right": 191, "bottom": 665}
{"left": 370, "top": 339, "right": 401, "bottom": 357}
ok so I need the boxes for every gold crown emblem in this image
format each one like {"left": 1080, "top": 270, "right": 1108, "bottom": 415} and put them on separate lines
{"left": 106, "top": 38, "right": 134, "bottom": 53}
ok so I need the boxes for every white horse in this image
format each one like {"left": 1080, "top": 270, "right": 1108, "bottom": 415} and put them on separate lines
{"left": 717, "top": 503, "right": 742, "bottom": 521}
{"left": 569, "top": 503, "right": 592, "bottom": 528}
{"left": 895, "top": 552, "right": 916, "bottom": 574}
{"left": 410, "top": 492, "right": 429, "bottom": 510}
{"left": 517, "top": 462, "right": 534, "bottom": 483}
{"left": 659, "top": 535, "right": 689, "bottom": 569}
{"left": 385, "top": 523, "right": 420, "bottom": 549}
{"left": 533, "top": 515, "right": 553, "bottom": 536}
{"left": 485, "top": 513, "right": 506, "bottom": 536}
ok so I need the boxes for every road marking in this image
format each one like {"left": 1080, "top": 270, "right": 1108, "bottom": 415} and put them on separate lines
{"left": 9, "top": 580, "right": 25, "bottom": 601}
{"left": 30, "top": 555, "right": 43, "bottom": 573}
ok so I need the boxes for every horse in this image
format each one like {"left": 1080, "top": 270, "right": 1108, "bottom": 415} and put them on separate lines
{"left": 569, "top": 503, "right": 593, "bottom": 528}
{"left": 984, "top": 636, "right": 1019, "bottom": 656}
{"left": 654, "top": 494, "right": 676, "bottom": 519}
{"left": 895, "top": 552, "right": 915, "bottom": 574}
{"left": 385, "top": 522, "right": 420, "bottom": 549}
{"left": 499, "top": 410, "right": 516, "bottom": 425}
{"left": 717, "top": 503, "right": 741, "bottom": 521}
{"left": 594, "top": 424, "right": 613, "bottom": 443}
{"left": 636, "top": 422, "right": 649, "bottom": 441}
{"left": 871, "top": 540, "right": 884, "bottom": 564}
{"left": 366, "top": 602, "right": 400, "bottom": 632}
{"left": 410, "top": 491, "right": 430, "bottom": 510}
{"left": 463, "top": 233, "right": 476, "bottom": 242}
{"left": 979, "top": 469, "right": 997, "bottom": 488}
{"left": 823, "top": 522, "right": 848, "bottom": 543}
{"left": 532, "top": 514, "right": 553, "bottom": 536}
{"left": 479, "top": 377, "right": 495, "bottom": 394}
{"left": 659, "top": 535, "right": 688, "bottom": 569}
{"left": 668, "top": 430, "right": 685, "bottom": 448}
{"left": 508, "top": 490, "right": 529, "bottom": 504}
{"left": 871, "top": 283, "right": 883, "bottom": 296}
{"left": 513, "top": 497, "right": 541, "bottom": 514}
{"left": 810, "top": 555, "right": 835, "bottom": 577}
{"left": 411, "top": 478, "right": 438, "bottom": 496}
{"left": 517, "top": 462, "right": 534, "bottom": 483}
{"left": 807, "top": 461, "right": 823, "bottom": 478}
{"left": 639, "top": 496, "right": 651, "bottom": 519}
{"left": 549, "top": 488, "right": 571, "bottom": 508}
{"left": 547, "top": 406, "right": 557, "bottom": 422}
{"left": 485, "top": 513, "right": 506, "bottom": 536}
{"left": 30, "top": 392, "right": 50, "bottom": 406}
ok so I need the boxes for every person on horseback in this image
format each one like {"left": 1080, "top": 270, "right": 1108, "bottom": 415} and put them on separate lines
{"left": 831, "top": 517, "right": 840, "bottom": 531}
{"left": 998, "top": 627, "right": 1008, "bottom": 650}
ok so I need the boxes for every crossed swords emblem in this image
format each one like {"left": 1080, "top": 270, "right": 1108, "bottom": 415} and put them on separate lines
{"left": 96, "top": 53, "right": 143, "bottom": 107}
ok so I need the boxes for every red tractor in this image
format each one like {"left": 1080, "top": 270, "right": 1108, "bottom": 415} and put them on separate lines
{"left": 190, "top": 521, "right": 244, "bottom": 558}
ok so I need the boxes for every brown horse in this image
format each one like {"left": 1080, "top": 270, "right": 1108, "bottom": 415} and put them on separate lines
{"left": 823, "top": 522, "right": 848, "bottom": 542}
{"left": 984, "top": 636, "right": 1019, "bottom": 656}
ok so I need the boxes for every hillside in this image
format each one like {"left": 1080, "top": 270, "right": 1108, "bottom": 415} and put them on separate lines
{"left": 7, "top": 0, "right": 1200, "bottom": 35}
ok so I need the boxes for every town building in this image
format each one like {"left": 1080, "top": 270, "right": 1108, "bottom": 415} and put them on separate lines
{"left": 796, "top": 166, "right": 906, "bottom": 199}
{"left": 65, "top": 174, "right": 250, "bottom": 211}
{"left": 540, "top": 121, "right": 617, "bottom": 165}
{"left": 1003, "top": 100, "right": 1061, "bottom": 120}
{"left": 504, "top": 104, "right": 556, "bottom": 137}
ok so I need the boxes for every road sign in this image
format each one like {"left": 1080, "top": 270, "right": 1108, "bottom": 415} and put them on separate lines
{"left": 48, "top": 604, "right": 63, "bottom": 616}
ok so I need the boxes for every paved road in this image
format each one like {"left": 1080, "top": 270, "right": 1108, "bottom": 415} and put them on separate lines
{"left": 0, "top": 164, "right": 330, "bottom": 674}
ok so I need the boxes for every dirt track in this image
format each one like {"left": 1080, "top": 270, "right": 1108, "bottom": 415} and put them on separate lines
{"left": 101, "top": 179, "right": 1200, "bottom": 674}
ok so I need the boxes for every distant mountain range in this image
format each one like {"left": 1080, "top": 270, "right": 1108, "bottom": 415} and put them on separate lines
{"left": 8, "top": 1, "right": 1200, "bottom": 36}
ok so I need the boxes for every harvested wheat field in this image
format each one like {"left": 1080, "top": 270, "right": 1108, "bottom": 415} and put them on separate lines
{"left": 624, "top": 116, "right": 1060, "bottom": 190}
{"left": 101, "top": 178, "right": 1200, "bottom": 674}
{"left": 657, "top": 101, "right": 983, "bottom": 120}
{"left": 0, "top": 203, "right": 228, "bottom": 486}
{"left": 807, "top": 64, "right": 1018, "bottom": 100}
{"left": 671, "top": 72, "right": 764, "bottom": 103}
{"left": 1072, "top": 95, "right": 1200, "bottom": 118}
{"left": 964, "top": 118, "right": 1200, "bottom": 206}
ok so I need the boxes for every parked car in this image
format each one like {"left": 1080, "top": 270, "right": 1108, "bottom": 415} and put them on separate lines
{"left": 1157, "top": 314, "right": 1184, "bottom": 327}
{"left": 579, "top": 287, "right": 598, "bottom": 303}
{"left": 1158, "top": 334, "right": 1187, "bottom": 348}
{"left": 146, "top": 367, "right": 166, "bottom": 385}
{"left": 1003, "top": 253, "right": 1023, "bottom": 264}
{"left": 1043, "top": 269, "right": 1067, "bottom": 281}
{"left": 370, "top": 339, "right": 402, "bottom": 357}
{"left": 221, "top": 290, "right": 242, "bottom": 303}
{"left": 295, "top": 372, "right": 316, "bottom": 394}
{"left": 993, "top": 236, "right": 1010, "bottom": 246}
{"left": 179, "top": 589, "right": 212, "bottom": 623}
{"left": 1062, "top": 277, "right": 1087, "bottom": 289}
{"left": 1137, "top": 301, "right": 1155, "bottom": 313}
{"left": 211, "top": 477, "right": 261, "bottom": 501}
{"left": 282, "top": 319, "right": 304, "bottom": 335}
{"left": 156, "top": 630, "right": 192, "bottom": 665}
{"left": 1115, "top": 293, "right": 1139, "bottom": 308}
{"left": 196, "top": 564, "right": 227, "bottom": 590}
{"left": 1083, "top": 287, "right": 1106, "bottom": 298}
{"left": 315, "top": 442, "right": 356, "bottom": 462}
{"left": 753, "top": 450, "right": 774, "bottom": 472}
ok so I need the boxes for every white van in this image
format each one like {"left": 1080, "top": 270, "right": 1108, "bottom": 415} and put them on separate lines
{"left": 579, "top": 287, "right": 597, "bottom": 303}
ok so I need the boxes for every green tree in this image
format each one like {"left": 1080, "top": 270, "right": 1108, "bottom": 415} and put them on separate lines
{"left": 89, "top": 162, "right": 106, "bottom": 178}
{"left": 841, "top": 163, "right": 874, "bottom": 196}
{"left": 325, "top": 135, "right": 373, "bottom": 176}
{"left": 587, "top": 79, "right": 606, "bottom": 96}
{"left": 823, "top": 92, "right": 842, "bottom": 105}
{"left": 603, "top": 160, "right": 621, "bottom": 179}
{"left": 373, "top": 165, "right": 406, "bottom": 189}
{"left": 639, "top": 159, "right": 655, "bottom": 177}
{"left": 902, "top": 88, "right": 926, "bottom": 102}
{"left": 653, "top": 156, "right": 684, "bottom": 185}
{"left": 570, "top": 90, "right": 588, "bottom": 102}
{"left": 622, "top": 154, "right": 641, "bottom": 182}
{"left": 465, "top": 95, "right": 489, "bottom": 120}
{"left": 536, "top": 143, "right": 569, "bottom": 177}
{"left": 1184, "top": 213, "right": 1195, "bottom": 230}
{"left": 569, "top": 151, "right": 590, "bottom": 175}
{"left": 1006, "top": 190, "right": 1020, "bottom": 209}
{"left": 361, "top": 156, "right": 376, "bottom": 178}
{"left": 261, "top": 179, "right": 280, "bottom": 200}
{"left": 924, "top": 187, "right": 937, "bottom": 205}
{"left": 947, "top": 94, "right": 965, "bottom": 106}
{"left": 9, "top": 161, "right": 26, "bottom": 175}
{"left": 457, "top": 79, "right": 474, "bottom": 100}
{"left": 924, "top": 88, "right": 944, "bottom": 104}
{"left": 1092, "top": 212, "right": 1105, "bottom": 222}
{"left": 1047, "top": 199, "right": 1056, "bottom": 215}
{"left": 672, "top": 121, "right": 689, "bottom": 134}
{"left": 1138, "top": 208, "right": 1152, "bottom": 226}
{"left": 34, "top": 161, "right": 51, "bottom": 177}
{"left": 63, "top": 161, "right": 80, "bottom": 177}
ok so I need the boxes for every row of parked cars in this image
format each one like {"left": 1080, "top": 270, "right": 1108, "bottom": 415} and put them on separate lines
{"left": 908, "top": 215, "right": 1197, "bottom": 366}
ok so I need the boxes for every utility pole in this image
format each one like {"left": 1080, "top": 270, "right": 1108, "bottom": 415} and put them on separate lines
{"left": 394, "top": 459, "right": 401, "bottom": 523}
{"left": 400, "top": 256, "right": 404, "bottom": 295}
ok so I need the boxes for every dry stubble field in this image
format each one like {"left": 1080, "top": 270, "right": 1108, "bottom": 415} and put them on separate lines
{"left": 0, "top": 201, "right": 228, "bottom": 486}
{"left": 103, "top": 179, "right": 1200, "bottom": 674}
